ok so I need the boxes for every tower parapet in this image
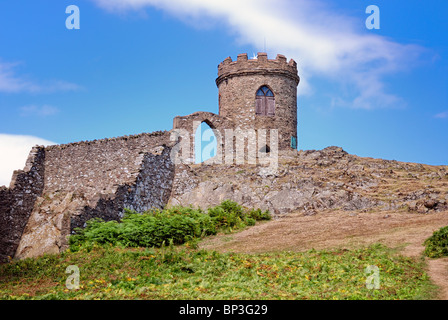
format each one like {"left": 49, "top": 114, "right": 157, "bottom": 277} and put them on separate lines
{"left": 216, "top": 53, "right": 299, "bottom": 87}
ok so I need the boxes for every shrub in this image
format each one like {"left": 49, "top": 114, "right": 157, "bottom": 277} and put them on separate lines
{"left": 69, "top": 201, "right": 271, "bottom": 251}
{"left": 248, "top": 208, "right": 271, "bottom": 221}
{"left": 424, "top": 226, "right": 448, "bottom": 258}
{"left": 207, "top": 200, "right": 271, "bottom": 231}
{"left": 208, "top": 200, "right": 247, "bottom": 230}
{"left": 69, "top": 218, "right": 122, "bottom": 251}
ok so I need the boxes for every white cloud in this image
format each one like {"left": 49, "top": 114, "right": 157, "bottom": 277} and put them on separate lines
{"left": 0, "top": 134, "right": 56, "bottom": 187}
{"left": 20, "top": 105, "right": 60, "bottom": 117}
{"left": 434, "top": 111, "right": 448, "bottom": 119}
{"left": 91, "top": 0, "right": 426, "bottom": 109}
{"left": 0, "top": 60, "right": 81, "bottom": 93}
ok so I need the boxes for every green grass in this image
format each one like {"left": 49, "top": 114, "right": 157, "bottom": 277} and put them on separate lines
{"left": 424, "top": 225, "right": 448, "bottom": 258}
{"left": 0, "top": 201, "right": 438, "bottom": 300}
{"left": 0, "top": 244, "right": 436, "bottom": 300}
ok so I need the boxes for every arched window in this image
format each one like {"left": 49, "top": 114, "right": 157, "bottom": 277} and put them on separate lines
{"left": 255, "top": 85, "right": 275, "bottom": 116}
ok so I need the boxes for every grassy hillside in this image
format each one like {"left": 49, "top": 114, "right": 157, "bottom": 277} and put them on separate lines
{"left": 0, "top": 201, "right": 439, "bottom": 300}
{"left": 0, "top": 244, "right": 436, "bottom": 300}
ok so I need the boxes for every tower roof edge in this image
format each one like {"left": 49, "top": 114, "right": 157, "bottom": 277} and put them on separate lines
{"left": 216, "top": 53, "right": 299, "bottom": 87}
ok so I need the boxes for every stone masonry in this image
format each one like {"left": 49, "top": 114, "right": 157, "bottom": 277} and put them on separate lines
{"left": 0, "top": 147, "right": 45, "bottom": 262}
{"left": 216, "top": 53, "right": 299, "bottom": 151}
{"left": 173, "top": 53, "right": 300, "bottom": 164}
{"left": 0, "top": 131, "right": 176, "bottom": 261}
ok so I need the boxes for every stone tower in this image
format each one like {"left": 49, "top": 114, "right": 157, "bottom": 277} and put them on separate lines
{"left": 216, "top": 52, "right": 300, "bottom": 150}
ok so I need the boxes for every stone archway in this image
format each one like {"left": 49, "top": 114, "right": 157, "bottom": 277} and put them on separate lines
{"left": 172, "top": 111, "right": 235, "bottom": 164}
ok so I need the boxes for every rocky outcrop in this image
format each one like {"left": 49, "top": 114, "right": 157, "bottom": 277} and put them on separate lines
{"left": 169, "top": 147, "right": 448, "bottom": 217}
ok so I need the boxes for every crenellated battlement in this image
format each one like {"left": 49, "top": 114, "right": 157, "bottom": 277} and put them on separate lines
{"left": 216, "top": 53, "right": 299, "bottom": 86}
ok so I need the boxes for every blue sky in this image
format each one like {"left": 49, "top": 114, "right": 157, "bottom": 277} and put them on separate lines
{"left": 0, "top": 0, "right": 447, "bottom": 186}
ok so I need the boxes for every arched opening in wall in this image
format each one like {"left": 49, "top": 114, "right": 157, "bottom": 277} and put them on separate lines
{"left": 194, "top": 121, "right": 218, "bottom": 164}
{"left": 259, "top": 145, "right": 270, "bottom": 154}
{"left": 255, "top": 85, "right": 275, "bottom": 116}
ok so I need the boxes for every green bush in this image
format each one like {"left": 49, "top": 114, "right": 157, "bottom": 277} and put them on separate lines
{"left": 424, "top": 226, "right": 448, "bottom": 258}
{"left": 248, "top": 208, "right": 271, "bottom": 221}
{"left": 69, "top": 201, "right": 271, "bottom": 251}
{"left": 208, "top": 200, "right": 247, "bottom": 230}
{"left": 207, "top": 200, "right": 271, "bottom": 231}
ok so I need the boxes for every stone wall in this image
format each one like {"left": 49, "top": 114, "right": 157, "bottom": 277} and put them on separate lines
{"left": 172, "top": 110, "right": 281, "bottom": 167}
{"left": 43, "top": 131, "right": 169, "bottom": 194}
{"left": 0, "top": 147, "right": 45, "bottom": 262}
{"left": 172, "top": 111, "right": 235, "bottom": 164}
{"left": 0, "top": 131, "right": 176, "bottom": 260}
{"left": 70, "top": 146, "right": 175, "bottom": 233}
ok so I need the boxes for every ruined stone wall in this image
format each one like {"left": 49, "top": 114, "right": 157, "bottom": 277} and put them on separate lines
{"left": 6, "top": 131, "right": 176, "bottom": 260}
{"left": 0, "top": 147, "right": 45, "bottom": 262}
{"left": 43, "top": 131, "right": 169, "bottom": 195}
{"left": 216, "top": 53, "right": 299, "bottom": 150}
{"left": 172, "top": 111, "right": 235, "bottom": 164}
{"left": 68, "top": 145, "right": 175, "bottom": 234}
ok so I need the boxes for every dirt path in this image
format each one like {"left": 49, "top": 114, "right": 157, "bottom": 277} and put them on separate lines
{"left": 199, "top": 210, "right": 448, "bottom": 299}
{"left": 427, "top": 258, "right": 448, "bottom": 300}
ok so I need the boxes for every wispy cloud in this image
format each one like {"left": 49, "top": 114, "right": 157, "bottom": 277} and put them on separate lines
{"left": 0, "top": 134, "right": 56, "bottom": 187}
{"left": 434, "top": 111, "right": 448, "bottom": 119}
{"left": 91, "top": 0, "right": 427, "bottom": 109}
{"left": 0, "top": 60, "right": 81, "bottom": 93}
{"left": 20, "top": 105, "right": 60, "bottom": 117}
